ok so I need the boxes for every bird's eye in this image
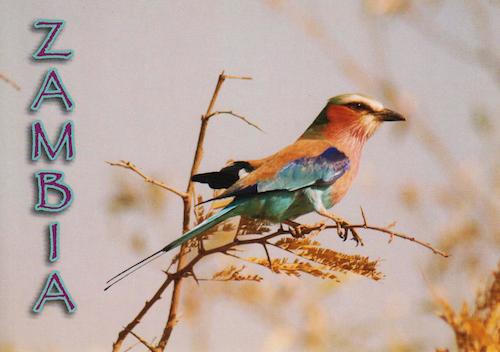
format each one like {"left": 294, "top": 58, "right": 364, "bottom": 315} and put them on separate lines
{"left": 346, "top": 102, "right": 370, "bottom": 111}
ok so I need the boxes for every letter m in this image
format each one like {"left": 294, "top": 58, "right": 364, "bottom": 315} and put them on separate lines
{"left": 32, "top": 120, "right": 75, "bottom": 161}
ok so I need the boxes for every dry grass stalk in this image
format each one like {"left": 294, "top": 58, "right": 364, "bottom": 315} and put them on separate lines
{"left": 247, "top": 257, "right": 339, "bottom": 280}
{"left": 210, "top": 265, "right": 263, "bottom": 282}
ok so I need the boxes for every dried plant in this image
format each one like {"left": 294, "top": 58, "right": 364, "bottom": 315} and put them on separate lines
{"left": 434, "top": 263, "right": 500, "bottom": 352}
{"left": 106, "top": 72, "right": 446, "bottom": 352}
{"left": 210, "top": 265, "right": 263, "bottom": 282}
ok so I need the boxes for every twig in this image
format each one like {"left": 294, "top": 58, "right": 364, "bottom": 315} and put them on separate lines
{"left": 224, "top": 74, "right": 252, "bottom": 80}
{"left": 205, "top": 110, "right": 264, "bottom": 132}
{"left": 107, "top": 160, "right": 188, "bottom": 199}
{"left": 261, "top": 242, "right": 273, "bottom": 267}
{"left": 123, "top": 337, "right": 157, "bottom": 352}
{"left": 128, "top": 330, "right": 156, "bottom": 352}
{"left": 360, "top": 206, "right": 367, "bottom": 225}
{"left": 346, "top": 224, "right": 449, "bottom": 258}
{"left": 322, "top": 207, "right": 448, "bottom": 258}
{"left": 0, "top": 73, "right": 21, "bottom": 91}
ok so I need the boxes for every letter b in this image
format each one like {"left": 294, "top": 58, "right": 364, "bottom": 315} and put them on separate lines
{"left": 35, "top": 171, "right": 73, "bottom": 212}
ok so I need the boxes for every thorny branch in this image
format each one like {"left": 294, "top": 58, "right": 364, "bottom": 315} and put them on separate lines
{"left": 109, "top": 71, "right": 447, "bottom": 352}
{"left": 321, "top": 207, "right": 449, "bottom": 258}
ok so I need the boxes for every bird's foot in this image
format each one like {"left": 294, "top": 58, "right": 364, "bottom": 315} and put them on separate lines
{"left": 285, "top": 221, "right": 325, "bottom": 238}
{"left": 348, "top": 228, "right": 364, "bottom": 246}
{"left": 332, "top": 216, "right": 364, "bottom": 246}
{"left": 290, "top": 225, "right": 306, "bottom": 238}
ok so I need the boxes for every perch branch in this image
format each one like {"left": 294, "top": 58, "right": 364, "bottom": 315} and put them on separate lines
{"left": 322, "top": 207, "right": 449, "bottom": 258}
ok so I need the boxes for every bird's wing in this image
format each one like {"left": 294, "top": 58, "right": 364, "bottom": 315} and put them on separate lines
{"left": 204, "top": 140, "right": 349, "bottom": 203}
{"left": 258, "top": 147, "right": 349, "bottom": 192}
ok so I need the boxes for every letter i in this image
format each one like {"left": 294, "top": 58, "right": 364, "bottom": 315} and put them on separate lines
{"left": 49, "top": 222, "right": 60, "bottom": 262}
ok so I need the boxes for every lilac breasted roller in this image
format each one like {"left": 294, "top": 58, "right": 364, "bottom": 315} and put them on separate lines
{"left": 106, "top": 93, "right": 405, "bottom": 289}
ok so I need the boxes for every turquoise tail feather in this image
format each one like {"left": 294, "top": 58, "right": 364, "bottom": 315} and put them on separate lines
{"left": 162, "top": 202, "right": 239, "bottom": 253}
{"left": 105, "top": 202, "right": 239, "bottom": 290}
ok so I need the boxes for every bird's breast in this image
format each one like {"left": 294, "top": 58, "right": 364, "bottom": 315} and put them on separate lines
{"left": 329, "top": 164, "right": 358, "bottom": 206}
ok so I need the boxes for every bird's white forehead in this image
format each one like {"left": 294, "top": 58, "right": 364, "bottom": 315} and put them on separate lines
{"left": 330, "top": 94, "right": 384, "bottom": 112}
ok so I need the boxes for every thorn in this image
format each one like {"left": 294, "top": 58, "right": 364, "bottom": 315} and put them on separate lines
{"left": 388, "top": 232, "right": 394, "bottom": 243}
{"left": 360, "top": 206, "right": 367, "bottom": 226}
{"left": 184, "top": 268, "right": 199, "bottom": 285}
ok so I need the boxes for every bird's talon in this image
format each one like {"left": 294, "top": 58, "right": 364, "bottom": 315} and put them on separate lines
{"left": 349, "top": 229, "right": 364, "bottom": 246}
{"left": 291, "top": 226, "right": 303, "bottom": 238}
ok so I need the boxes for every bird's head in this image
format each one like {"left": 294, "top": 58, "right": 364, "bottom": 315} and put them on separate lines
{"left": 302, "top": 93, "right": 405, "bottom": 142}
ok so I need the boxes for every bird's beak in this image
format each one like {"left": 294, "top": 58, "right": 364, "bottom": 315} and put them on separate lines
{"left": 375, "top": 108, "right": 406, "bottom": 122}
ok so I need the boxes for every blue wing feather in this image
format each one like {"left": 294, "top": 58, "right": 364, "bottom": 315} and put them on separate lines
{"left": 258, "top": 147, "right": 350, "bottom": 192}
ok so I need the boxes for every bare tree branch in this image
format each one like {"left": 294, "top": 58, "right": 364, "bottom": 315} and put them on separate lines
{"left": 205, "top": 110, "right": 264, "bottom": 132}
{"left": 107, "top": 160, "right": 188, "bottom": 199}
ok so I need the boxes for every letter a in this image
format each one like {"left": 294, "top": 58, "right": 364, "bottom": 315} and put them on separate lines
{"left": 33, "top": 270, "right": 77, "bottom": 313}
{"left": 31, "top": 68, "right": 74, "bottom": 111}
{"left": 33, "top": 19, "right": 73, "bottom": 60}
{"left": 32, "top": 120, "right": 75, "bottom": 161}
{"left": 35, "top": 170, "right": 73, "bottom": 212}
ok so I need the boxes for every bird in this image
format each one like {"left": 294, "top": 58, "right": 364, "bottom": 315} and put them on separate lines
{"left": 105, "top": 93, "right": 405, "bottom": 290}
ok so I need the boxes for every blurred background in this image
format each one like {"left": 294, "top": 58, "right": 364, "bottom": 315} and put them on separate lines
{"left": 0, "top": 1, "right": 498, "bottom": 351}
